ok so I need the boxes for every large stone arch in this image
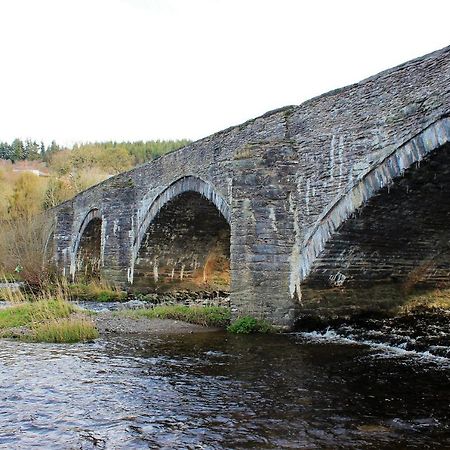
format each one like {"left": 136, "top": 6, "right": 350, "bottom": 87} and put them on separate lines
{"left": 70, "top": 208, "right": 103, "bottom": 280}
{"left": 130, "top": 176, "right": 231, "bottom": 286}
{"left": 133, "top": 176, "right": 231, "bottom": 260}
{"left": 298, "top": 116, "right": 450, "bottom": 286}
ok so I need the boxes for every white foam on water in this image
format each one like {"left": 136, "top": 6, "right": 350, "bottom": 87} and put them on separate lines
{"left": 296, "top": 328, "right": 450, "bottom": 368}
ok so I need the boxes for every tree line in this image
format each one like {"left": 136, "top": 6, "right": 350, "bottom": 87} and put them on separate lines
{"left": 0, "top": 138, "right": 190, "bottom": 166}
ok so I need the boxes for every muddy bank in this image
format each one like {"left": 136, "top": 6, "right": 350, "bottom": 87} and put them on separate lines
{"left": 94, "top": 311, "right": 222, "bottom": 335}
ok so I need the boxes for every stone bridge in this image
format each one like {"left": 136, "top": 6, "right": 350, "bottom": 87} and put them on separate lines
{"left": 50, "top": 46, "right": 450, "bottom": 328}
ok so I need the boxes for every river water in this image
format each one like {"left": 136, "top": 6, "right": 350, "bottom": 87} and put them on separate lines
{"left": 0, "top": 307, "right": 449, "bottom": 449}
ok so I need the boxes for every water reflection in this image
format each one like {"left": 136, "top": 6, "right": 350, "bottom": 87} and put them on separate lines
{"left": 0, "top": 331, "right": 449, "bottom": 449}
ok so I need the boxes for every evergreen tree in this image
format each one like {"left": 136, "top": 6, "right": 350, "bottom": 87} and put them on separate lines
{"left": 0, "top": 142, "right": 12, "bottom": 160}
{"left": 11, "top": 138, "right": 24, "bottom": 162}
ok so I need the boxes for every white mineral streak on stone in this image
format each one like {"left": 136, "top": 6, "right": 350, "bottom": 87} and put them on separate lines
{"left": 227, "top": 177, "right": 233, "bottom": 204}
{"left": 128, "top": 215, "right": 136, "bottom": 283}
{"left": 338, "top": 136, "right": 345, "bottom": 187}
{"left": 180, "top": 264, "right": 185, "bottom": 280}
{"left": 62, "top": 248, "right": 69, "bottom": 278}
{"left": 113, "top": 219, "right": 119, "bottom": 236}
{"left": 101, "top": 216, "right": 107, "bottom": 267}
{"left": 330, "top": 135, "right": 336, "bottom": 179}
{"left": 305, "top": 179, "right": 311, "bottom": 215}
{"left": 288, "top": 192, "right": 302, "bottom": 301}
{"left": 329, "top": 271, "right": 346, "bottom": 286}
{"left": 269, "top": 207, "right": 277, "bottom": 232}
{"left": 299, "top": 119, "right": 450, "bottom": 283}
{"left": 153, "top": 258, "right": 158, "bottom": 282}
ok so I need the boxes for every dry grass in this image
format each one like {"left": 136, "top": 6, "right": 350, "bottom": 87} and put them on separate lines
{"left": 399, "top": 288, "right": 450, "bottom": 313}
{"left": 32, "top": 316, "right": 98, "bottom": 343}
{"left": 68, "top": 279, "right": 127, "bottom": 301}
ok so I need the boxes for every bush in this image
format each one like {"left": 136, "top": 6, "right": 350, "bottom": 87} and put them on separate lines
{"left": 0, "top": 215, "right": 54, "bottom": 286}
{"left": 227, "top": 316, "right": 274, "bottom": 334}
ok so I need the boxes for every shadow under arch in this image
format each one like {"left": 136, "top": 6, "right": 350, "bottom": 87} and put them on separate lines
{"left": 297, "top": 116, "right": 450, "bottom": 287}
{"left": 70, "top": 208, "right": 103, "bottom": 280}
{"left": 131, "top": 176, "right": 231, "bottom": 289}
{"left": 133, "top": 176, "right": 231, "bottom": 260}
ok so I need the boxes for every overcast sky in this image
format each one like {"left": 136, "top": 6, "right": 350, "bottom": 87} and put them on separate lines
{"left": 0, "top": 0, "right": 449, "bottom": 146}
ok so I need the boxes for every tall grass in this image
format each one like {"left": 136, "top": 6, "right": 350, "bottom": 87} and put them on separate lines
{"left": 0, "top": 288, "right": 98, "bottom": 343}
{"left": 68, "top": 280, "right": 127, "bottom": 301}
{"left": 33, "top": 316, "right": 99, "bottom": 343}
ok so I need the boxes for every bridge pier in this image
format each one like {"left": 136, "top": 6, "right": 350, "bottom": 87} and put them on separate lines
{"left": 99, "top": 177, "right": 136, "bottom": 286}
{"left": 231, "top": 142, "right": 301, "bottom": 329}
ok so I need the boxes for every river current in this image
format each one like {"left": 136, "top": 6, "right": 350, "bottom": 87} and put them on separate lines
{"left": 0, "top": 306, "right": 449, "bottom": 449}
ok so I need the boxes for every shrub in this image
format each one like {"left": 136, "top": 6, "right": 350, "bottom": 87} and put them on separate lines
{"left": 0, "top": 215, "right": 54, "bottom": 286}
{"left": 227, "top": 316, "right": 274, "bottom": 334}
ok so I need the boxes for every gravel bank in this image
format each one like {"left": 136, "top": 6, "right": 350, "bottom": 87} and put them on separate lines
{"left": 94, "top": 311, "right": 222, "bottom": 335}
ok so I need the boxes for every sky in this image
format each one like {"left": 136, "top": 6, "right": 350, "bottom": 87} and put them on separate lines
{"left": 0, "top": 0, "right": 449, "bottom": 147}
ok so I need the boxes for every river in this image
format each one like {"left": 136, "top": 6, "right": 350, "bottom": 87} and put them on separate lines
{"left": 0, "top": 305, "right": 449, "bottom": 449}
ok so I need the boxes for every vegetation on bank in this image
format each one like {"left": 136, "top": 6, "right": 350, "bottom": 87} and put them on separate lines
{"left": 398, "top": 288, "right": 450, "bottom": 313}
{"left": 227, "top": 316, "right": 274, "bottom": 334}
{"left": 117, "top": 305, "right": 231, "bottom": 328}
{"left": 67, "top": 281, "right": 127, "bottom": 302}
{"left": 117, "top": 305, "right": 276, "bottom": 333}
{"left": 0, "top": 298, "right": 98, "bottom": 343}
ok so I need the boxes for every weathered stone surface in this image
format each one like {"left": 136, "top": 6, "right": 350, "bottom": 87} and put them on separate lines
{"left": 50, "top": 46, "right": 450, "bottom": 328}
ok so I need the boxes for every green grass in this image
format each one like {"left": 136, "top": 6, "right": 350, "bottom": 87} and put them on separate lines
{"left": 68, "top": 282, "right": 127, "bottom": 302}
{"left": 117, "top": 305, "right": 231, "bottom": 328}
{"left": 227, "top": 316, "right": 274, "bottom": 334}
{"left": 0, "top": 299, "right": 98, "bottom": 343}
{"left": 0, "top": 299, "right": 73, "bottom": 329}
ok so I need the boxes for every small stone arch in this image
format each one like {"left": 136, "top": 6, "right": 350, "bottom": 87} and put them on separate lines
{"left": 43, "top": 220, "right": 56, "bottom": 265}
{"left": 298, "top": 116, "right": 450, "bottom": 285}
{"left": 133, "top": 176, "right": 231, "bottom": 262}
{"left": 70, "top": 208, "right": 102, "bottom": 279}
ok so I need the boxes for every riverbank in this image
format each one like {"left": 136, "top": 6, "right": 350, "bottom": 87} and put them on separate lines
{"left": 95, "top": 312, "right": 222, "bottom": 335}
{"left": 0, "top": 299, "right": 98, "bottom": 343}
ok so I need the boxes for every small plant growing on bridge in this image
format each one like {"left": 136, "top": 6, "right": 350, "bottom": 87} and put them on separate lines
{"left": 227, "top": 316, "right": 273, "bottom": 334}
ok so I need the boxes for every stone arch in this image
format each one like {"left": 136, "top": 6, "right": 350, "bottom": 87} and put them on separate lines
{"left": 298, "top": 116, "right": 450, "bottom": 285}
{"left": 43, "top": 221, "right": 56, "bottom": 265}
{"left": 133, "top": 176, "right": 231, "bottom": 260}
{"left": 70, "top": 208, "right": 103, "bottom": 280}
{"left": 131, "top": 176, "right": 231, "bottom": 289}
